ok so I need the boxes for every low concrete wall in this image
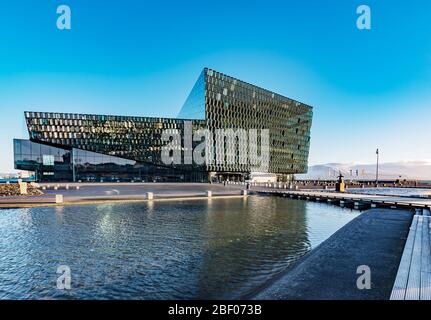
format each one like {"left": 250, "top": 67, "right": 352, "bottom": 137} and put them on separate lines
{"left": 251, "top": 209, "right": 413, "bottom": 300}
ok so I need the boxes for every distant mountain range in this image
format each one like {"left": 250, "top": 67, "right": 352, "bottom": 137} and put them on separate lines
{"left": 295, "top": 161, "right": 431, "bottom": 181}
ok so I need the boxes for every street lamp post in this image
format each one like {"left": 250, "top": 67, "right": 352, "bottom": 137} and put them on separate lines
{"left": 376, "top": 148, "right": 379, "bottom": 186}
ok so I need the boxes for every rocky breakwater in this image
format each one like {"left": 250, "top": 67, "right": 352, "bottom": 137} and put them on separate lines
{"left": 0, "top": 183, "right": 44, "bottom": 196}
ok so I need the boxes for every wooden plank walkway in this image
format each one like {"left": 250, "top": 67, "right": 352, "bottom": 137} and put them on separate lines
{"left": 390, "top": 210, "right": 431, "bottom": 300}
{"left": 252, "top": 188, "right": 431, "bottom": 210}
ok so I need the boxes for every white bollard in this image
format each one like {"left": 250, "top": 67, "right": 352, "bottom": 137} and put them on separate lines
{"left": 241, "top": 190, "right": 247, "bottom": 196}
{"left": 146, "top": 192, "right": 154, "bottom": 200}
{"left": 65, "top": 184, "right": 69, "bottom": 190}
{"left": 54, "top": 186, "right": 58, "bottom": 190}
{"left": 55, "top": 194, "right": 63, "bottom": 204}
{"left": 19, "top": 182, "right": 28, "bottom": 195}
{"left": 206, "top": 191, "right": 212, "bottom": 198}
{"left": 76, "top": 186, "right": 80, "bottom": 190}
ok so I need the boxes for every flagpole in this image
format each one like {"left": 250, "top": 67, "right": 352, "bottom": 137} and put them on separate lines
{"left": 376, "top": 148, "right": 379, "bottom": 186}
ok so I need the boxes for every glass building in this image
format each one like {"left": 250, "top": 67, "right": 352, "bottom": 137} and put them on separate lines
{"left": 14, "top": 68, "right": 313, "bottom": 182}
{"left": 13, "top": 139, "right": 204, "bottom": 182}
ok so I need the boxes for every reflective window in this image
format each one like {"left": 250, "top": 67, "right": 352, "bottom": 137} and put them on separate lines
{"left": 43, "top": 155, "right": 54, "bottom": 166}
{"left": 21, "top": 140, "right": 31, "bottom": 155}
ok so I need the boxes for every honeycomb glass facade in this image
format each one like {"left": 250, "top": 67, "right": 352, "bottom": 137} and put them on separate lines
{"left": 14, "top": 68, "right": 313, "bottom": 182}
{"left": 200, "top": 68, "right": 312, "bottom": 174}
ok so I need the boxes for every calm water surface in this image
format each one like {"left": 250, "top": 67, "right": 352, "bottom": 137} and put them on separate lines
{"left": 347, "top": 187, "right": 431, "bottom": 198}
{"left": 0, "top": 196, "right": 359, "bottom": 299}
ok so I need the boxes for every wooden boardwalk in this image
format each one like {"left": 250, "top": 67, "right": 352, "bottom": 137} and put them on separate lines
{"left": 252, "top": 188, "right": 431, "bottom": 210}
{"left": 390, "top": 209, "right": 431, "bottom": 300}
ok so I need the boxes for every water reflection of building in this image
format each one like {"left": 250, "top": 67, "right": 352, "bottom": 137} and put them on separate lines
{"left": 14, "top": 68, "right": 312, "bottom": 182}
{"left": 196, "top": 197, "right": 310, "bottom": 299}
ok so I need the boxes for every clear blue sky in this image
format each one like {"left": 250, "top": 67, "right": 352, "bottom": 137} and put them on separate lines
{"left": 1, "top": 0, "right": 430, "bottom": 172}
